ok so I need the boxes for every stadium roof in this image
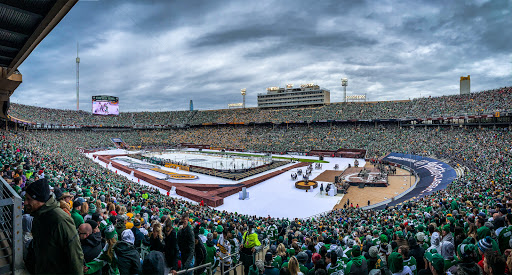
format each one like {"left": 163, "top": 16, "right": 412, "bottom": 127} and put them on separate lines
{"left": 0, "top": 0, "right": 78, "bottom": 77}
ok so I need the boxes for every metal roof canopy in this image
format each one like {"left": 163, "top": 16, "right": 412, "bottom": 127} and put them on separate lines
{"left": 0, "top": 0, "right": 78, "bottom": 77}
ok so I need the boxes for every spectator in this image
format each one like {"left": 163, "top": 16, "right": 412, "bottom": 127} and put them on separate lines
{"left": 24, "top": 179, "right": 84, "bottom": 274}
{"left": 241, "top": 221, "right": 261, "bottom": 275}
{"left": 344, "top": 245, "right": 368, "bottom": 275}
{"left": 72, "top": 198, "right": 84, "bottom": 228}
{"left": 178, "top": 213, "right": 195, "bottom": 274}
{"left": 79, "top": 223, "right": 102, "bottom": 265}
{"left": 483, "top": 250, "right": 506, "bottom": 275}
{"left": 116, "top": 229, "right": 142, "bottom": 275}
{"left": 149, "top": 220, "right": 165, "bottom": 252}
{"left": 164, "top": 218, "right": 179, "bottom": 270}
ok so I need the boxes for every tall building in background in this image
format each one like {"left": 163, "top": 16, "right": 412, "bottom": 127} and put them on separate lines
{"left": 460, "top": 75, "right": 470, "bottom": 95}
{"left": 190, "top": 100, "right": 193, "bottom": 111}
{"left": 257, "top": 83, "right": 330, "bottom": 108}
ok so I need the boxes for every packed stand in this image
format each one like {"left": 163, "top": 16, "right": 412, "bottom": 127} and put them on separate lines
{"left": 3, "top": 121, "right": 512, "bottom": 274}
{"left": 9, "top": 87, "right": 512, "bottom": 127}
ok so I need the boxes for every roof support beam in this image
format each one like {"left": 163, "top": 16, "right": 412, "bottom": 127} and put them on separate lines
{"left": 0, "top": 27, "right": 29, "bottom": 39}
{"left": 7, "top": 0, "right": 79, "bottom": 77}
{"left": 0, "top": 2, "right": 44, "bottom": 18}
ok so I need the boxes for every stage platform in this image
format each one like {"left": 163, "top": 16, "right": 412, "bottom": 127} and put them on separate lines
{"left": 340, "top": 167, "right": 388, "bottom": 187}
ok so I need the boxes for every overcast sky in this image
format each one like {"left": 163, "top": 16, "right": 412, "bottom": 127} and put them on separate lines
{"left": 11, "top": 0, "right": 512, "bottom": 112}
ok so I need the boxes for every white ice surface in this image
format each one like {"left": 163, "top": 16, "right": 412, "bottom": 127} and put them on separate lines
{"left": 88, "top": 149, "right": 365, "bottom": 219}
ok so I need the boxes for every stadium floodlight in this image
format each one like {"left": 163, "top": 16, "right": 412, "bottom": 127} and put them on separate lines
{"left": 76, "top": 43, "right": 80, "bottom": 111}
{"left": 241, "top": 88, "right": 246, "bottom": 108}
{"left": 341, "top": 78, "right": 348, "bottom": 103}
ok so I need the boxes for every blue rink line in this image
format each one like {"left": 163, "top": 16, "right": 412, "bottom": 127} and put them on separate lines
{"left": 373, "top": 153, "right": 457, "bottom": 210}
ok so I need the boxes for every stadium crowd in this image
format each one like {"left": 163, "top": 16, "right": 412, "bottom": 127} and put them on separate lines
{"left": 3, "top": 119, "right": 511, "bottom": 275}
{"left": 9, "top": 86, "right": 512, "bottom": 126}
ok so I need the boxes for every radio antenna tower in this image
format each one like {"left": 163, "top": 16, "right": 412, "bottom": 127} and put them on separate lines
{"left": 76, "top": 42, "right": 80, "bottom": 111}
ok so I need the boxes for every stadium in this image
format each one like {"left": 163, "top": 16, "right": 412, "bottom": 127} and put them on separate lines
{"left": 0, "top": 1, "right": 511, "bottom": 275}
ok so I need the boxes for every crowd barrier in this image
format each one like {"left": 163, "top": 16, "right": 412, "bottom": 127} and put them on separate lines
{"left": 0, "top": 177, "right": 23, "bottom": 274}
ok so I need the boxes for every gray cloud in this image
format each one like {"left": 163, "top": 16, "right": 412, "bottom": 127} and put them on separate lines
{"left": 10, "top": 0, "right": 512, "bottom": 112}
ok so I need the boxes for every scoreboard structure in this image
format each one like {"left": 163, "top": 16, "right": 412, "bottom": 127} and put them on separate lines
{"left": 92, "top": 95, "right": 119, "bottom": 116}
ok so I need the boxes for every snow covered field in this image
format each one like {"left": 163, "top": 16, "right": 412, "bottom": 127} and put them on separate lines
{"left": 87, "top": 149, "right": 365, "bottom": 219}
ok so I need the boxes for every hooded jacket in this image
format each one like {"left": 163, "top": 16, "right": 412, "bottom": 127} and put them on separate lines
{"left": 344, "top": 255, "right": 368, "bottom": 275}
{"left": 115, "top": 240, "right": 141, "bottom": 275}
{"left": 30, "top": 196, "right": 85, "bottom": 274}
{"left": 205, "top": 239, "right": 218, "bottom": 267}
{"left": 447, "top": 261, "right": 483, "bottom": 275}
{"left": 81, "top": 231, "right": 103, "bottom": 263}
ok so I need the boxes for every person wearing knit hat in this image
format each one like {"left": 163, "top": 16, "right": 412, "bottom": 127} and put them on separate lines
{"left": 441, "top": 224, "right": 454, "bottom": 245}
{"left": 365, "top": 246, "right": 380, "bottom": 271}
{"left": 478, "top": 236, "right": 493, "bottom": 255}
{"left": 344, "top": 245, "right": 368, "bottom": 275}
{"left": 447, "top": 243, "right": 480, "bottom": 274}
{"left": 425, "top": 252, "right": 445, "bottom": 275}
{"left": 24, "top": 178, "right": 85, "bottom": 274}
{"left": 85, "top": 224, "right": 121, "bottom": 275}
{"left": 388, "top": 251, "right": 411, "bottom": 274}
{"left": 71, "top": 198, "right": 84, "bottom": 229}
{"left": 439, "top": 241, "right": 456, "bottom": 270}
{"left": 84, "top": 203, "right": 97, "bottom": 222}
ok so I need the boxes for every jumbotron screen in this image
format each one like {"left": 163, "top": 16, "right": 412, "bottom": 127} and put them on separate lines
{"left": 92, "top": 95, "right": 119, "bottom": 116}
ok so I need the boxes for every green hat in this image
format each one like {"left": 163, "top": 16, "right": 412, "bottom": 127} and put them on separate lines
{"left": 351, "top": 245, "right": 361, "bottom": 257}
{"left": 104, "top": 224, "right": 117, "bottom": 240}
{"left": 216, "top": 225, "right": 224, "bottom": 233}
{"left": 388, "top": 252, "right": 404, "bottom": 273}
{"left": 457, "top": 243, "right": 476, "bottom": 259}
{"left": 380, "top": 234, "right": 388, "bottom": 244}
{"left": 425, "top": 252, "right": 444, "bottom": 272}
{"left": 442, "top": 224, "right": 450, "bottom": 232}
{"left": 88, "top": 204, "right": 97, "bottom": 215}
{"left": 396, "top": 231, "right": 404, "bottom": 238}
{"left": 476, "top": 226, "right": 490, "bottom": 240}
{"left": 199, "top": 227, "right": 205, "bottom": 234}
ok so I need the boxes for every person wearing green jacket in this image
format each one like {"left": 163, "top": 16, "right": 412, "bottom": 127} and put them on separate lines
{"left": 71, "top": 199, "right": 85, "bottom": 228}
{"left": 24, "top": 179, "right": 85, "bottom": 275}
{"left": 344, "top": 245, "right": 368, "bottom": 275}
{"left": 204, "top": 233, "right": 219, "bottom": 271}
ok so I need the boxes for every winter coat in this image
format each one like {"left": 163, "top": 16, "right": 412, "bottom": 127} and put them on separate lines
{"left": 82, "top": 232, "right": 103, "bottom": 263}
{"left": 344, "top": 255, "right": 368, "bottom": 275}
{"left": 115, "top": 241, "right": 141, "bottom": 275}
{"left": 164, "top": 228, "right": 179, "bottom": 270}
{"left": 149, "top": 235, "right": 165, "bottom": 252}
{"left": 142, "top": 250, "right": 166, "bottom": 275}
{"left": 408, "top": 243, "right": 425, "bottom": 271}
{"left": 177, "top": 224, "right": 195, "bottom": 268}
{"left": 30, "top": 196, "right": 85, "bottom": 274}
{"left": 447, "top": 261, "right": 483, "bottom": 275}
{"left": 195, "top": 239, "right": 207, "bottom": 275}
{"left": 131, "top": 227, "right": 145, "bottom": 251}
{"left": 71, "top": 208, "right": 84, "bottom": 228}
{"left": 205, "top": 239, "right": 218, "bottom": 267}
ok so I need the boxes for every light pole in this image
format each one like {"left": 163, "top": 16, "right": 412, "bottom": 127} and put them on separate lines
{"left": 241, "top": 88, "right": 246, "bottom": 108}
{"left": 341, "top": 78, "right": 348, "bottom": 103}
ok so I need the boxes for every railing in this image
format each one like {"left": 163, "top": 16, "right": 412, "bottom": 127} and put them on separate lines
{"left": 0, "top": 177, "right": 23, "bottom": 274}
{"left": 218, "top": 238, "right": 270, "bottom": 275}
{"left": 175, "top": 263, "right": 213, "bottom": 275}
